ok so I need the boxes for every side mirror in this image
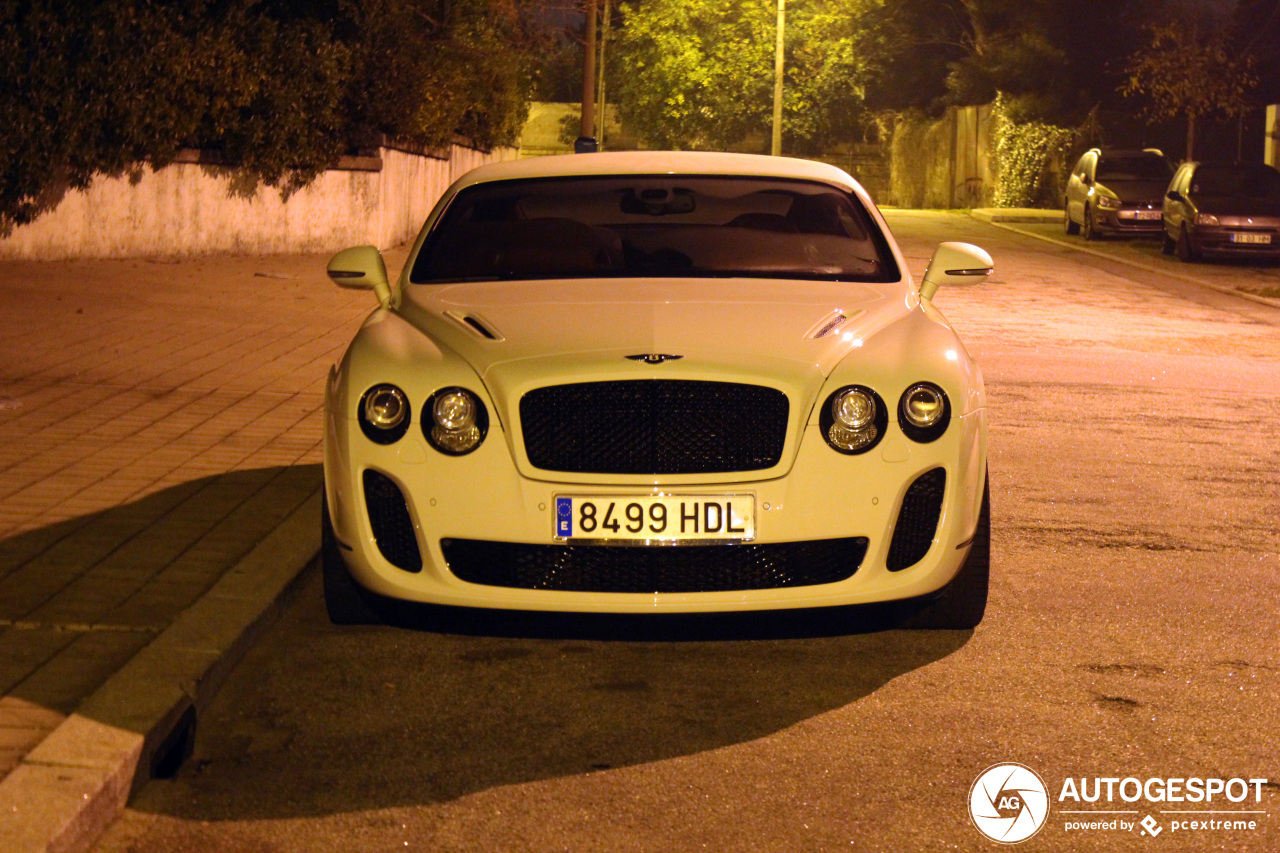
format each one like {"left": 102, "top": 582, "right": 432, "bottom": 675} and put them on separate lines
{"left": 920, "top": 242, "right": 993, "bottom": 301}
{"left": 1166, "top": 190, "right": 1183, "bottom": 202}
{"left": 328, "top": 245, "right": 394, "bottom": 308}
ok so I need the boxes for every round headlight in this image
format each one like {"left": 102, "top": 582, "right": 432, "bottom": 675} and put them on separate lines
{"left": 425, "top": 387, "right": 488, "bottom": 455}
{"left": 832, "top": 388, "right": 876, "bottom": 430}
{"left": 358, "top": 384, "right": 411, "bottom": 444}
{"left": 820, "top": 385, "right": 887, "bottom": 455}
{"left": 898, "top": 383, "right": 950, "bottom": 443}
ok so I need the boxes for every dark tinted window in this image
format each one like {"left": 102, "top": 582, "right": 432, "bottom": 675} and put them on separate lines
{"left": 410, "top": 176, "right": 898, "bottom": 283}
{"left": 1096, "top": 155, "right": 1173, "bottom": 182}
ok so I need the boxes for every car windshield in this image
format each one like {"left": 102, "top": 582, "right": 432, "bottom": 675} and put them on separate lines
{"left": 1192, "top": 165, "right": 1280, "bottom": 199}
{"left": 1096, "top": 156, "right": 1172, "bottom": 182}
{"left": 410, "top": 176, "right": 899, "bottom": 283}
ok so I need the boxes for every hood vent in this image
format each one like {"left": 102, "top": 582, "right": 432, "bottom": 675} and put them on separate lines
{"left": 445, "top": 310, "right": 504, "bottom": 341}
{"left": 809, "top": 311, "right": 849, "bottom": 339}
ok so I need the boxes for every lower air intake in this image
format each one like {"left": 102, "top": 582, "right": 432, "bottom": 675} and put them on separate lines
{"left": 363, "top": 469, "right": 422, "bottom": 572}
{"left": 441, "top": 537, "right": 868, "bottom": 593}
{"left": 886, "top": 467, "right": 946, "bottom": 571}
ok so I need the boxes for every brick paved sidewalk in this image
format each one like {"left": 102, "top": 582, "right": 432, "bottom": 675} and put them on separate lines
{"left": 0, "top": 249, "right": 395, "bottom": 787}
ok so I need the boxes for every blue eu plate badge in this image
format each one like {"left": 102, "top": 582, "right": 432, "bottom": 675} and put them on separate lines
{"left": 555, "top": 497, "right": 573, "bottom": 537}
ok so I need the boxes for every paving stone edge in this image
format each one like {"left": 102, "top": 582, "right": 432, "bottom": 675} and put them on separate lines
{"left": 0, "top": 489, "right": 322, "bottom": 853}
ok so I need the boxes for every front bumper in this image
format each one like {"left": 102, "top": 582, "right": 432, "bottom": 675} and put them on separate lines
{"left": 1093, "top": 207, "right": 1163, "bottom": 234}
{"left": 1190, "top": 227, "right": 1280, "bottom": 258}
{"left": 325, "top": 406, "right": 988, "bottom": 614}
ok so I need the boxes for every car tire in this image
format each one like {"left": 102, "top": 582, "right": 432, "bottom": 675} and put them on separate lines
{"left": 1064, "top": 208, "right": 1080, "bottom": 236}
{"left": 322, "top": 498, "right": 386, "bottom": 625}
{"left": 1175, "top": 224, "right": 1198, "bottom": 262}
{"left": 1161, "top": 226, "right": 1176, "bottom": 255}
{"left": 1082, "top": 207, "right": 1097, "bottom": 241}
{"left": 898, "top": 477, "right": 990, "bottom": 630}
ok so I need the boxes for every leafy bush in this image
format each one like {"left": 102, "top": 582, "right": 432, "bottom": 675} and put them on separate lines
{"left": 991, "top": 95, "right": 1074, "bottom": 208}
{"left": 0, "top": 0, "right": 539, "bottom": 229}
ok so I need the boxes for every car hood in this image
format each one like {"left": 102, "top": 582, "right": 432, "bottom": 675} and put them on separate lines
{"left": 398, "top": 277, "right": 912, "bottom": 396}
{"left": 1190, "top": 194, "right": 1280, "bottom": 218}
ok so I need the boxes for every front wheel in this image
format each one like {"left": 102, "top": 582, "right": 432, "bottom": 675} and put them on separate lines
{"left": 898, "top": 478, "right": 990, "bottom": 630}
{"left": 1082, "top": 206, "right": 1098, "bottom": 241}
{"left": 1175, "top": 224, "right": 1199, "bottom": 262}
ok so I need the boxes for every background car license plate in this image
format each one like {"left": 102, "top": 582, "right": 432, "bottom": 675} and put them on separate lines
{"left": 1134, "top": 210, "right": 1161, "bottom": 220}
{"left": 554, "top": 495, "right": 755, "bottom": 543}
{"left": 1231, "top": 232, "right": 1271, "bottom": 244}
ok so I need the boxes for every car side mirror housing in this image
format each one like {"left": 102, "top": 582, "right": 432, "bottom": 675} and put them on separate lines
{"left": 328, "top": 245, "right": 394, "bottom": 308}
{"left": 1166, "top": 190, "right": 1183, "bottom": 202}
{"left": 920, "top": 242, "right": 993, "bottom": 301}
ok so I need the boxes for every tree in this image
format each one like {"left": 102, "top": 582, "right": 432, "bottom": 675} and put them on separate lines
{"left": 0, "top": 0, "right": 545, "bottom": 230}
{"left": 610, "top": 0, "right": 889, "bottom": 152}
{"left": 1120, "top": 20, "right": 1257, "bottom": 160}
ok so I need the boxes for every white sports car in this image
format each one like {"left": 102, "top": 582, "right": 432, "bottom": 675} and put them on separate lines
{"left": 323, "top": 151, "right": 993, "bottom": 628}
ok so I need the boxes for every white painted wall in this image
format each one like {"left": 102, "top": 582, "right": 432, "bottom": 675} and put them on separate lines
{"left": 0, "top": 142, "right": 517, "bottom": 261}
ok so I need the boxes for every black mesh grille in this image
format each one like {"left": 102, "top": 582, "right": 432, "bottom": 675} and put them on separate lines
{"left": 886, "top": 468, "right": 946, "bottom": 571}
{"left": 363, "top": 470, "right": 422, "bottom": 572}
{"left": 520, "top": 380, "right": 789, "bottom": 474}
{"left": 441, "top": 537, "right": 867, "bottom": 593}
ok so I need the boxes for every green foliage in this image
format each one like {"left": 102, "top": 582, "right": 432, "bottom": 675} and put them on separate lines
{"left": 1120, "top": 20, "right": 1257, "bottom": 158}
{"left": 0, "top": 0, "right": 540, "bottom": 229}
{"left": 991, "top": 95, "right": 1074, "bottom": 208}
{"left": 611, "top": 0, "right": 887, "bottom": 153}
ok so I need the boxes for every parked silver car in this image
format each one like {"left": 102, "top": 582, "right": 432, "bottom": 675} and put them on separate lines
{"left": 1064, "top": 148, "right": 1172, "bottom": 240}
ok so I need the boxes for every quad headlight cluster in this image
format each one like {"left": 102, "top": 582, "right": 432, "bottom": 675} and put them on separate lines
{"left": 821, "top": 382, "right": 950, "bottom": 454}
{"left": 357, "top": 383, "right": 488, "bottom": 454}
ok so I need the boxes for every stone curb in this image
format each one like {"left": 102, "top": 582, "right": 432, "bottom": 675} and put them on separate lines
{"left": 970, "top": 208, "right": 1063, "bottom": 224}
{"left": 0, "top": 490, "right": 321, "bottom": 853}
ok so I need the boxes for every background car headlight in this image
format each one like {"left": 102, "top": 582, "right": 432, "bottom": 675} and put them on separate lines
{"left": 425, "top": 387, "right": 488, "bottom": 454}
{"left": 1195, "top": 213, "right": 1220, "bottom": 226}
{"left": 358, "top": 384, "right": 411, "bottom": 444}
{"left": 898, "top": 383, "right": 950, "bottom": 443}
{"left": 1096, "top": 195, "right": 1121, "bottom": 210}
{"left": 821, "top": 386, "right": 887, "bottom": 454}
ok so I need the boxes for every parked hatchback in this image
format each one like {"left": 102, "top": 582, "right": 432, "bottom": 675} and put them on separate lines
{"left": 1162, "top": 161, "right": 1280, "bottom": 262}
{"left": 1064, "top": 148, "right": 1173, "bottom": 240}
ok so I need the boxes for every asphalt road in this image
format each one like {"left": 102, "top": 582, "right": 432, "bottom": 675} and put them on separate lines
{"left": 92, "top": 211, "right": 1280, "bottom": 853}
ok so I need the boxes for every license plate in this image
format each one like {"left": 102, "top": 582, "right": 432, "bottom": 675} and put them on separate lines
{"left": 554, "top": 495, "right": 755, "bottom": 543}
{"left": 1134, "top": 210, "right": 1161, "bottom": 220}
{"left": 1231, "top": 232, "right": 1271, "bottom": 244}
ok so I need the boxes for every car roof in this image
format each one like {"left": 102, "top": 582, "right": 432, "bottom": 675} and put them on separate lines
{"left": 452, "top": 151, "right": 862, "bottom": 192}
{"left": 1092, "top": 148, "right": 1165, "bottom": 158}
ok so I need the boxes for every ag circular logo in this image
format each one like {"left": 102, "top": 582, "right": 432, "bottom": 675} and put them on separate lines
{"left": 969, "top": 763, "right": 1050, "bottom": 844}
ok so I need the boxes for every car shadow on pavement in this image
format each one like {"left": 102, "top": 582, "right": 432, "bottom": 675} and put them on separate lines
{"left": 123, "top": 566, "right": 972, "bottom": 823}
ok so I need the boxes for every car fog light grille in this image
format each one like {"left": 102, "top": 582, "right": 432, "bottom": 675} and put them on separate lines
{"left": 520, "top": 380, "right": 788, "bottom": 474}
{"left": 363, "top": 470, "right": 422, "bottom": 572}
{"left": 886, "top": 468, "right": 946, "bottom": 571}
{"left": 441, "top": 537, "right": 867, "bottom": 593}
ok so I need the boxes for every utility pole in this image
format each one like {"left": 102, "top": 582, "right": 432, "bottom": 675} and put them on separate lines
{"left": 595, "top": 0, "right": 611, "bottom": 147}
{"left": 576, "top": 0, "right": 599, "bottom": 153}
{"left": 771, "top": 0, "right": 785, "bottom": 156}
